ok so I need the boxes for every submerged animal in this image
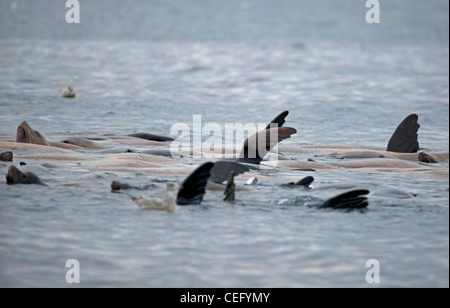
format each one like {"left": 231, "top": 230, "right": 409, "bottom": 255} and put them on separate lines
{"left": 6, "top": 165, "right": 46, "bottom": 185}
{"left": 111, "top": 181, "right": 156, "bottom": 191}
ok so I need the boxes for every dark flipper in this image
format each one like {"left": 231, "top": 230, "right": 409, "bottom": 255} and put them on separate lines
{"left": 282, "top": 176, "right": 315, "bottom": 188}
{"left": 386, "top": 114, "right": 420, "bottom": 153}
{"left": 223, "top": 171, "right": 236, "bottom": 202}
{"left": 318, "top": 190, "right": 369, "bottom": 210}
{"left": 177, "top": 162, "right": 215, "bottom": 205}
{"left": 128, "top": 133, "right": 175, "bottom": 142}
{"left": 296, "top": 176, "right": 315, "bottom": 187}
{"left": 237, "top": 127, "right": 297, "bottom": 164}
{"left": 266, "top": 111, "right": 289, "bottom": 129}
{"left": 209, "top": 161, "right": 250, "bottom": 184}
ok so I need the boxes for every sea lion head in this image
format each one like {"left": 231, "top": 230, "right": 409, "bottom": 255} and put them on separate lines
{"left": 418, "top": 152, "right": 439, "bottom": 164}
{"left": 16, "top": 121, "right": 50, "bottom": 146}
{"left": 6, "top": 165, "right": 46, "bottom": 185}
{"left": 0, "top": 151, "right": 13, "bottom": 162}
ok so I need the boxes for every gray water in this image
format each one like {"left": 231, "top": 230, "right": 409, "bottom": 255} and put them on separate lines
{"left": 0, "top": 0, "right": 449, "bottom": 288}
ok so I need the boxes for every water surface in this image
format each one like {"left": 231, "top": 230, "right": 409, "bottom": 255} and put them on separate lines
{"left": 0, "top": 0, "right": 448, "bottom": 288}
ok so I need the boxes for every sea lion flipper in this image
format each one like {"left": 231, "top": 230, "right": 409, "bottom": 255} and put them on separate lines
{"left": 295, "top": 176, "right": 314, "bottom": 187}
{"left": 266, "top": 111, "right": 289, "bottom": 129}
{"left": 318, "top": 189, "right": 369, "bottom": 210}
{"left": 128, "top": 133, "right": 175, "bottom": 142}
{"left": 177, "top": 162, "right": 214, "bottom": 205}
{"left": 386, "top": 114, "right": 420, "bottom": 153}
{"left": 237, "top": 127, "right": 297, "bottom": 164}
{"left": 223, "top": 171, "right": 236, "bottom": 202}
{"left": 209, "top": 161, "right": 250, "bottom": 184}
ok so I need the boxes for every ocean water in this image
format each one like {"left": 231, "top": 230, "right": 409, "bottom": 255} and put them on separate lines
{"left": 0, "top": 0, "right": 448, "bottom": 288}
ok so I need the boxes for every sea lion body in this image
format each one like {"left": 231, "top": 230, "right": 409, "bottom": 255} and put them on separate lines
{"left": 62, "top": 137, "right": 111, "bottom": 150}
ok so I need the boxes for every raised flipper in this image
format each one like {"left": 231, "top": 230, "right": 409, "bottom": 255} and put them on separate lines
{"left": 266, "top": 111, "right": 289, "bottom": 129}
{"left": 295, "top": 176, "right": 314, "bottom": 187}
{"left": 223, "top": 171, "right": 236, "bottom": 202}
{"left": 128, "top": 133, "right": 175, "bottom": 142}
{"left": 177, "top": 162, "right": 214, "bottom": 205}
{"left": 318, "top": 189, "right": 369, "bottom": 210}
{"left": 386, "top": 114, "right": 420, "bottom": 153}
{"left": 209, "top": 161, "right": 250, "bottom": 184}
{"left": 282, "top": 176, "right": 314, "bottom": 188}
{"left": 237, "top": 127, "right": 297, "bottom": 164}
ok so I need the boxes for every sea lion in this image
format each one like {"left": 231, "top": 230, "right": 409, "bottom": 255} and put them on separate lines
{"left": 6, "top": 165, "right": 46, "bottom": 185}
{"left": 62, "top": 137, "right": 111, "bottom": 150}
{"left": 0, "top": 151, "right": 13, "bottom": 162}
{"left": 326, "top": 158, "right": 423, "bottom": 169}
{"left": 133, "top": 182, "right": 178, "bottom": 212}
{"left": 16, "top": 121, "right": 50, "bottom": 146}
{"left": 60, "top": 86, "right": 76, "bottom": 98}
{"left": 111, "top": 181, "right": 156, "bottom": 191}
